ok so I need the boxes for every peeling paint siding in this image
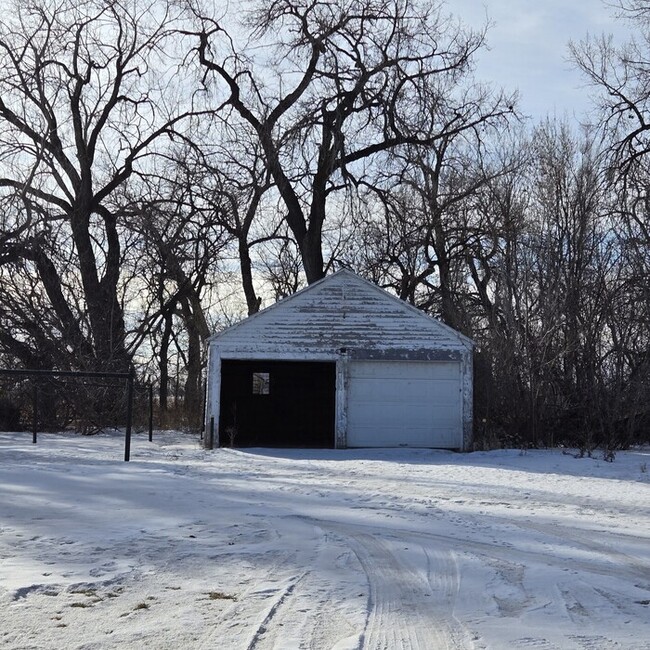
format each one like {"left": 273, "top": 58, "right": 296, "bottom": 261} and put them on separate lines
{"left": 335, "top": 355, "right": 348, "bottom": 448}
{"left": 214, "top": 349, "right": 462, "bottom": 361}
{"left": 218, "top": 350, "right": 339, "bottom": 361}
{"left": 213, "top": 272, "right": 470, "bottom": 355}
{"left": 349, "top": 349, "right": 462, "bottom": 362}
{"left": 204, "top": 349, "right": 221, "bottom": 448}
{"left": 461, "top": 350, "right": 474, "bottom": 451}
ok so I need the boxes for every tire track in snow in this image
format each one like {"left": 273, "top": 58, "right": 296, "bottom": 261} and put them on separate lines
{"left": 397, "top": 524, "right": 649, "bottom": 586}
{"left": 238, "top": 525, "right": 365, "bottom": 650}
{"left": 504, "top": 518, "right": 650, "bottom": 583}
{"left": 195, "top": 516, "right": 364, "bottom": 650}
{"left": 336, "top": 530, "right": 471, "bottom": 650}
{"left": 194, "top": 571, "right": 301, "bottom": 650}
{"left": 245, "top": 575, "right": 302, "bottom": 650}
{"left": 312, "top": 517, "right": 650, "bottom": 649}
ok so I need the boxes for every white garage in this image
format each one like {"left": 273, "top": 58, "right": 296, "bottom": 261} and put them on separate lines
{"left": 205, "top": 270, "right": 473, "bottom": 450}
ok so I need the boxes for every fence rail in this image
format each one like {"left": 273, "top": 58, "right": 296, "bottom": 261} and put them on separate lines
{"left": 0, "top": 368, "right": 152, "bottom": 461}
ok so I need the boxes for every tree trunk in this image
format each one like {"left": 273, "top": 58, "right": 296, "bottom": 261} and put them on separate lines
{"left": 239, "top": 236, "right": 261, "bottom": 315}
{"left": 70, "top": 201, "right": 128, "bottom": 370}
{"left": 159, "top": 310, "right": 173, "bottom": 412}
{"left": 300, "top": 228, "right": 326, "bottom": 284}
{"left": 181, "top": 298, "right": 203, "bottom": 427}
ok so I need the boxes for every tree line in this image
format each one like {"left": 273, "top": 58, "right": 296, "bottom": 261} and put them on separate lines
{"left": 0, "top": 0, "right": 647, "bottom": 448}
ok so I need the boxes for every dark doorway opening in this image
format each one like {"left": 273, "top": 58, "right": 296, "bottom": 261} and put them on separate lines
{"left": 219, "top": 360, "right": 336, "bottom": 447}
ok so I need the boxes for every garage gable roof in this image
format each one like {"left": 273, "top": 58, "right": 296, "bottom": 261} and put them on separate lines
{"left": 210, "top": 269, "right": 473, "bottom": 350}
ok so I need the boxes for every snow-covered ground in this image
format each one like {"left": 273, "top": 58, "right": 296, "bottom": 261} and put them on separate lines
{"left": 1, "top": 431, "right": 649, "bottom": 650}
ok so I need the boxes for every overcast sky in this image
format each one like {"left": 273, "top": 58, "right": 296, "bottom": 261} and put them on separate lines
{"left": 451, "top": 0, "right": 632, "bottom": 123}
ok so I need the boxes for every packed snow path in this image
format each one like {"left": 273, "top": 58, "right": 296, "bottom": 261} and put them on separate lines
{"left": 1, "top": 432, "right": 649, "bottom": 649}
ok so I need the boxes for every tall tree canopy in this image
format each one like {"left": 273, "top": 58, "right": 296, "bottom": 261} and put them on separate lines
{"left": 0, "top": 0, "right": 200, "bottom": 370}
{"left": 193, "top": 0, "right": 514, "bottom": 283}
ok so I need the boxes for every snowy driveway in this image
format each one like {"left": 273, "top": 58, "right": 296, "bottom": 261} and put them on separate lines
{"left": 1, "top": 432, "right": 649, "bottom": 649}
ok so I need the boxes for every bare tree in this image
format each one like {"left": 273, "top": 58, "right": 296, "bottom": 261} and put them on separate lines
{"left": 192, "top": 0, "right": 514, "bottom": 284}
{"left": 572, "top": 1, "right": 650, "bottom": 178}
{"left": 571, "top": 2, "right": 650, "bottom": 446}
{"left": 0, "top": 0, "right": 202, "bottom": 370}
{"left": 178, "top": 131, "right": 278, "bottom": 316}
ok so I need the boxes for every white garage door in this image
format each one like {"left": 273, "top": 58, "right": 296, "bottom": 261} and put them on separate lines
{"left": 347, "top": 361, "right": 462, "bottom": 448}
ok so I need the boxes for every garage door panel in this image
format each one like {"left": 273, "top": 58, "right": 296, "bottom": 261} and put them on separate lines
{"left": 350, "top": 361, "right": 459, "bottom": 381}
{"left": 348, "top": 402, "right": 432, "bottom": 426}
{"left": 351, "top": 378, "right": 453, "bottom": 401}
{"left": 347, "top": 361, "right": 462, "bottom": 448}
{"left": 350, "top": 379, "right": 414, "bottom": 401}
{"left": 348, "top": 402, "right": 458, "bottom": 423}
{"left": 430, "top": 409, "right": 460, "bottom": 425}
{"left": 349, "top": 413, "right": 459, "bottom": 431}
{"left": 428, "top": 384, "right": 461, "bottom": 406}
{"left": 351, "top": 425, "right": 459, "bottom": 448}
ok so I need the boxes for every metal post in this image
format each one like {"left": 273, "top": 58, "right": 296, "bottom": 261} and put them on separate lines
{"left": 199, "top": 379, "right": 206, "bottom": 441}
{"left": 124, "top": 370, "right": 134, "bottom": 462}
{"left": 174, "top": 355, "right": 179, "bottom": 409}
{"left": 32, "top": 382, "right": 38, "bottom": 444}
{"left": 207, "top": 416, "right": 214, "bottom": 450}
{"left": 148, "top": 383, "right": 153, "bottom": 442}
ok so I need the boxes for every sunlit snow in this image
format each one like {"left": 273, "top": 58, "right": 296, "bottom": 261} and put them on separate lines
{"left": 1, "top": 431, "right": 649, "bottom": 649}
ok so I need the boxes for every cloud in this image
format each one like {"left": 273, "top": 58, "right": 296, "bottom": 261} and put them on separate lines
{"left": 451, "top": 0, "right": 629, "bottom": 120}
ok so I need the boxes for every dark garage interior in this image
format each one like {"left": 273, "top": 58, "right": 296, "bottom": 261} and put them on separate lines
{"left": 219, "top": 360, "right": 336, "bottom": 447}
